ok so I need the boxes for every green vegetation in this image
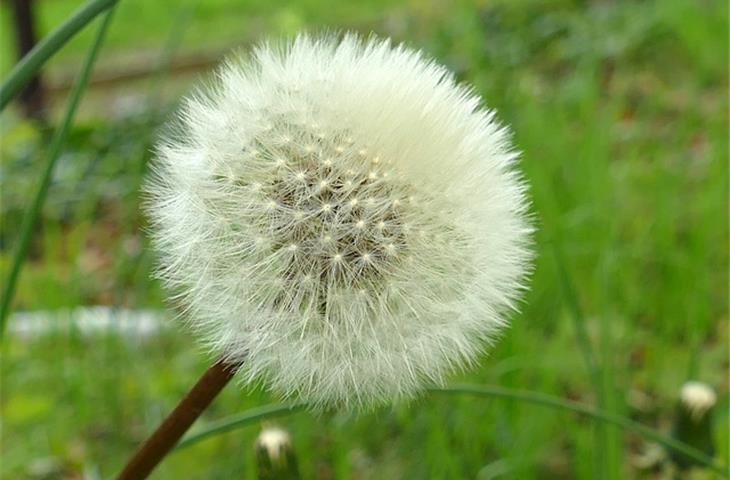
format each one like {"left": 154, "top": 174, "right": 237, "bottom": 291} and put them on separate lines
{"left": 1, "top": 0, "right": 727, "bottom": 478}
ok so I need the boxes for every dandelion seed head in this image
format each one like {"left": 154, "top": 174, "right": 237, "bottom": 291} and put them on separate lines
{"left": 146, "top": 33, "right": 532, "bottom": 409}
{"left": 255, "top": 426, "right": 292, "bottom": 462}
{"left": 680, "top": 381, "right": 717, "bottom": 421}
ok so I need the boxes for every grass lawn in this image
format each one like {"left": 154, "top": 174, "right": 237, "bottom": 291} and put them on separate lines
{"left": 1, "top": 0, "right": 728, "bottom": 478}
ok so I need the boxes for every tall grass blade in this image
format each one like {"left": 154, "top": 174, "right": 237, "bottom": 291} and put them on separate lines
{"left": 551, "top": 240, "right": 608, "bottom": 478}
{"left": 431, "top": 384, "right": 727, "bottom": 477}
{"left": 174, "top": 404, "right": 304, "bottom": 451}
{"left": 0, "top": 0, "right": 118, "bottom": 110}
{"left": 551, "top": 241, "right": 598, "bottom": 375}
{"left": 0, "top": 7, "right": 117, "bottom": 339}
{"left": 168, "top": 387, "right": 726, "bottom": 476}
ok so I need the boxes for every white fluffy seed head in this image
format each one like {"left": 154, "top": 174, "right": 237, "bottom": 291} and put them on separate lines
{"left": 146, "top": 33, "right": 533, "bottom": 409}
{"left": 255, "top": 426, "right": 292, "bottom": 461}
{"left": 680, "top": 381, "right": 717, "bottom": 421}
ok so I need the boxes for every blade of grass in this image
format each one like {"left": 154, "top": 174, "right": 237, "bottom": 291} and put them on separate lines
{"left": 0, "top": 7, "right": 117, "bottom": 339}
{"left": 430, "top": 384, "right": 728, "bottom": 477}
{"left": 551, "top": 240, "right": 598, "bottom": 376}
{"left": 166, "top": 387, "right": 727, "bottom": 476}
{"left": 551, "top": 239, "right": 608, "bottom": 479}
{"left": 597, "top": 253, "right": 622, "bottom": 480}
{"left": 146, "top": 4, "right": 195, "bottom": 111}
{"left": 0, "top": 0, "right": 118, "bottom": 111}
{"left": 173, "top": 403, "right": 305, "bottom": 451}
{"left": 111, "top": 4, "right": 195, "bottom": 307}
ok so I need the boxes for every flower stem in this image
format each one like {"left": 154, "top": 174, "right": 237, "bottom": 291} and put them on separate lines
{"left": 117, "top": 358, "right": 240, "bottom": 480}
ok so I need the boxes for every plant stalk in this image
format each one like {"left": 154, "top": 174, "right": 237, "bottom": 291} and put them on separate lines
{"left": 117, "top": 358, "right": 240, "bottom": 480}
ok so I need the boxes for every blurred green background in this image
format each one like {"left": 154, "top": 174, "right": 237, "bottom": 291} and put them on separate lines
{"left": 1, "top": 0, "right": 727, "bottom": 478}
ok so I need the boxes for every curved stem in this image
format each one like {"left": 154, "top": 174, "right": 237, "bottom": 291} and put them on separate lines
{"left": 174, "top": 403, "right": 304, "bottom": 451}
{"left": 0, "top": 0, "right": 118, "bottom": 110}
{"left": 430, "top": 385, "right": 727, "bottom": 476}
{"left": 162, "top": 383, "right": 728, "bottom": 477}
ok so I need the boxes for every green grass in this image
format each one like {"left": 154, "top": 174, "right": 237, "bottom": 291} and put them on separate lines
{"left": 0, "top": 0, "right": 402, "bottom": 78}
{"left": 1, "top": 0, "right": 728, "bottom": 478}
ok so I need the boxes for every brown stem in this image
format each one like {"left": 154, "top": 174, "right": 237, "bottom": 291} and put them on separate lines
{"left": 117, "top": 358, "right": 240, "bottom": 480}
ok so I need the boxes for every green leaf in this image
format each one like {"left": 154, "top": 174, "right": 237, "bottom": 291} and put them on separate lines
{"left": 0, "top": 0, "right": 118, "bottom": 111}
{"left": 0, "top": 7, "right": 117, "bottom": 339}
{"left": 174, "top": 404, "right": 305, "bottom": 451}
{"left": 431, "top": 384, "right": 728, "bottom": 477}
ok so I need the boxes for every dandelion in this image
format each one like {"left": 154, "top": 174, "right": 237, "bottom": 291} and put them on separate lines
{"left": 120, "top": 32, "right": 532, "bottom": 479}
{"left": 146, "top": 33, "right": 532, "bottom": 409}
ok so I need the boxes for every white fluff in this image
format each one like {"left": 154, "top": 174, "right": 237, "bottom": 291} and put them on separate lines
{"left": 680, "top": 381, "right": 717, "bottom": 421}
{"left": 146, "top": 33, "right": 532, "bottom": 409}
